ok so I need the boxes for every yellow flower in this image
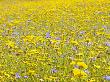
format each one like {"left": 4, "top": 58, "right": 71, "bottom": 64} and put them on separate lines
{"left": 49, "top": 76, "right": 57, "bottom": 79}
{"left": 28, "top": 70, "right": 35, "bottom": 75}
{"left": 44, "top": 76, "right": 57, "bottom": 81}
{"left": 77, "top": 61, "right": 88, "bottom": 69}
{"left": 44, "top": 77, "right": 52, "bottom": 81}
{"left": 35, "top": 36, "right": 43, "bottom": 42}
{"left": 6, "top": 40, "right": 15, "bottom": 48}
{"left": 29, "top": 26, "right": 35, "bottom": 30}
{"left": 72, "top": 68, "right": 88, "bottom": 78}
{"left": 70, "top": 40, "right": 79, "bottom": 45}
{"left": 71, "top": 77, "right": 75, "bottom": 81}
{"left": 87, "top": 78, "right": 96, "bottom": 82}
{"left": 105, "top": 66, "right": 110, "bottom": 71}
{"left": 0, "top": 29, "right": 3, "bottom": 33}
{"left": 50, "top": 39, "right": 57, "bottom": 44}
{"left": 4, "top": 73, "right": 10, "bottom": 78}
{"left": 22, "top": 35, "right": 35, "bottom": 43}
{"left": 96, "top": 31, "right": 104, "bottom": 35}
{"left": 0, "top": 64, "right": 4, "bottom": 67}
{"left": 93, "top": 64, "right": 100, "bottom": 69}
{"left": 27, "top": 48, "right": 41, "bottom": 56}
{"left": 85, "top": 38, "right": 91, "bottom": 42}
{"left": 105, "top": 34, "right": 110, "bottom": 39}
{"left": 70, "top": 61, "right": 76, "bottom": 66}
{"left": 74, "top": 59, "right": 83, "bottom": 62}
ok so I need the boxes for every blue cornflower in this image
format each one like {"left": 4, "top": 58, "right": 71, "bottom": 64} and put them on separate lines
{"left": 15, "top": 73, "right": 21, "bottom": 78}
{"left": 102, "top": 25, "right": 107, "bottom": 29}
{"left": 74, "top": 65, "right": 79, "bottom": 68}
{"left": 46, "top": 32, "right": 51, "bottom": 38}
{"left": 24, "top": 75, "right": 28, "bottom": 78}
{"left": 56, "top": 37, "right": 61, "bottom": 40}
{"left": 51, "top": 68, "right": 58, "bottom": 73}
{"left": 80, "top": 31, "right": 85, "bottom": 34}
{"left": 103, "top": 75, "right": 110, "bottom": 80}
{"left": 105, "top": 42, "right": 110, "bottom": 47}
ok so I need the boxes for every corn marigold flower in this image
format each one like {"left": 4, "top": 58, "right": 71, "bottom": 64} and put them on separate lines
{"left": 77, "top": 61, "right": 88, "bottom": 69}
{"left": 6, "top": 40, "right": 15, "bottom": 48}
{"left": 87, "top": 78, "right": 96, "bottom": 82}
{"left": 70, "top": 61, "right": 76, "bottom": 66}
{"left": 93, "top": 64, "right": 100, "bottom": 69}
{"left": 72, "top": 68, "right": 88, "bottom": 78}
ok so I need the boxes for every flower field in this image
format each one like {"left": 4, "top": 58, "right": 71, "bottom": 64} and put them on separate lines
{"left": 0, "top": 0, "right": 110, "bottom": 82}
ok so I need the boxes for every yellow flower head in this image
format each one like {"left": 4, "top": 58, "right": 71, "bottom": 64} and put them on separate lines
{"left": 72, "top": 68, "right": 88, "bottom": 78}
{"left": 77, "top": 61, "right": 88, "bottom": 69}
{"left": 6, "top": 40, "right": 15, "bottom": 48}
{"left": 28, "top": 70, "right": 35, "bottom": 75}
{"left": 87, "top": 78, "right": 96, "bottom": 82}
{"left": 70, "top": 40, "right": 79, "bottom": 45}
{"left": 22, "top": 35, "right": 35, "bottom": 42}
{"left": 93, "top": 64, "right": 101, "bottom": 69}
{"left": 70, "top": 61, "right": 76, "bottom": 66}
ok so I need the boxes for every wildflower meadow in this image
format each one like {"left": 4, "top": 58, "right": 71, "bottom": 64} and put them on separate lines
{"left": 0, "top": 0, "right": 110, "bottom": 82}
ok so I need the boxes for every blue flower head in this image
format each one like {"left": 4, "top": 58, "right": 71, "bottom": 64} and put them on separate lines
{"left": 24, "top": 75, "right": 28, "bottom": 78}
{"left": 51, "top": 68, "right": 58, "bottom": 73}
{"left": 15, "top": 73, "right": 21, "bottom": 78}
{"left": 103, "top": 75, "right": 110, "bottom": 80}
{"left": 46, "top": 32, "right": 51, "bottom": 38}
{"left": 105, "top": 42, "right": 110, "bottom": 47}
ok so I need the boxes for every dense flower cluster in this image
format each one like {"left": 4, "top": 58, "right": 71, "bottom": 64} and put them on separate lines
{"left": 0, "top": 0, "right": 110, "bottom": 81}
